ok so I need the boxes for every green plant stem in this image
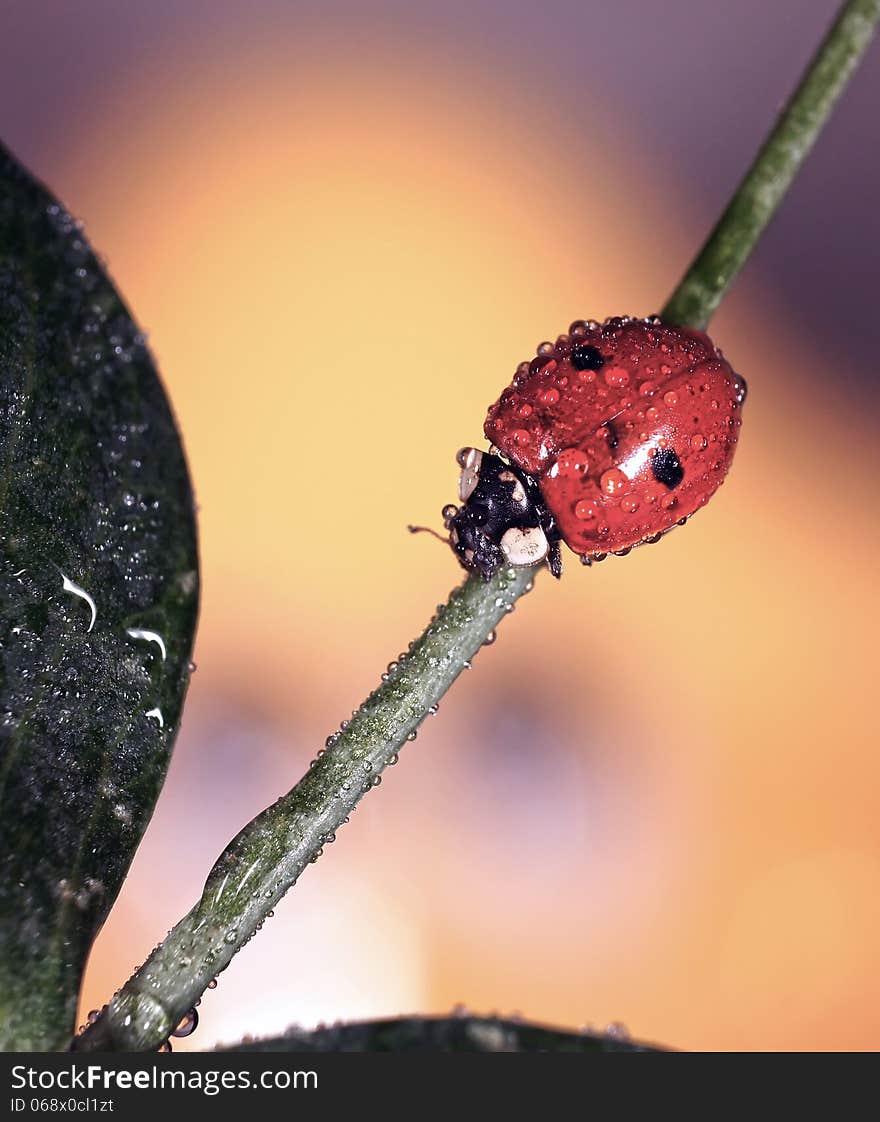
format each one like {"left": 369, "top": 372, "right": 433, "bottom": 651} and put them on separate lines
{"left": 661, "top": 0, "right": 880, "bottom": 329}
{"left": 73, "top": 0, "right": 878, "bottom": 1052}
{"left": 73, "top": 566, "right": 533, "bottom": 1050}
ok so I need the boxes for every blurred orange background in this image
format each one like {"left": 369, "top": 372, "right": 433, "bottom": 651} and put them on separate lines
{"left": 3, "top": 1, "right": 879, "bottom": 1051}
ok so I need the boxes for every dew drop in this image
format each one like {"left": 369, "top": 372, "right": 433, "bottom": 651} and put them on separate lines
{"left": 125, "top": 628, "right": 167, "bottom": 661}
{"left": 574, "top": 499, "right": 598, "bottom": 521}
{"left": 603, "top": 365, "right": 629, "bottom": 388}
{"left": 554, "top": 447, "right": 589, "bottom": 477}
{"left": 171, "top": 1008, "right": 199, "bottom": 1038}
{"left": 59, "top": 572, "right": 97, "bottom": 632}
{"left": 599, "top": 469, "right": 627, "bottom": 496}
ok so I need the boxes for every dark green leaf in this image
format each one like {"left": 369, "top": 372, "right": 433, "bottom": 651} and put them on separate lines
{"left": 216, "top": 1016, "right": 664, "bottom": 1053}
{"left": 0, "top": 143, "right": 199, "bottom": 1050}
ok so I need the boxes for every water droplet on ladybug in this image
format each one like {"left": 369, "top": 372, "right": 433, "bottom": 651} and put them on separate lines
{"left": 574, "top": 499, "right": 598, "bottom": 521}
{"left": 555, "top": 448, "right": 588, "bottom": 476}
{"left": 603, "top": 365, "right": 629, "bottom": 388}
{"left": 600, "top": 468, "right": 627, "bottom": 496}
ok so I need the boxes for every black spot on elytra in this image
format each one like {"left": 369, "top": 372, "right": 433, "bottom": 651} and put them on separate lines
{"left": 570, "top": 344, "right": 605, "bottom": 372}
{"left": 651, "top": 448, "right": 684, "bottom": 489}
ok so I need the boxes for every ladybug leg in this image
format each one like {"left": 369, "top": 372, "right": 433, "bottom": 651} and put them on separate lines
{"left": 546, "top": 540, "right": 563, "bottom": 579}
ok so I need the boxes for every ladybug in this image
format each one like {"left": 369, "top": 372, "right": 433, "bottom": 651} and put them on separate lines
{"left": 442, "top": 316, "right": 746, "bottom": 579}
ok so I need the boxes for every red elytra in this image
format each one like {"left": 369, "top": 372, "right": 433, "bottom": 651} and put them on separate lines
{"left": 484, "top": 317, "right": 746, "bottom": 559}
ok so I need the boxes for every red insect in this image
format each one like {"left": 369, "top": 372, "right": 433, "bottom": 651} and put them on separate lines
{"left": 443, "top": 316, "right": 746, "bottom": 578}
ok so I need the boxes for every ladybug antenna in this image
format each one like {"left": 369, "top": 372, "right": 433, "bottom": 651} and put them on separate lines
{"left": 407, "top": 523, "right": 449, "bottom": 545}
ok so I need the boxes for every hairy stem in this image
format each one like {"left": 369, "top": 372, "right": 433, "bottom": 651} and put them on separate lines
{"left": 73, "top": 0, "right": 878, "bottom": 1052}
{"left": 661, "top": 0, "right": 880, "bottom": 329}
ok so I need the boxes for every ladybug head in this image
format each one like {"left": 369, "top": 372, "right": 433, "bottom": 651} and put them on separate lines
{"left": 443, "top": 448, "right": 563, "bottom": 580}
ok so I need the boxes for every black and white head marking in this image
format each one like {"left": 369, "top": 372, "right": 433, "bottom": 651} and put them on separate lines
{"left": 446, "top": 447, "right": 563, "bottom": 580}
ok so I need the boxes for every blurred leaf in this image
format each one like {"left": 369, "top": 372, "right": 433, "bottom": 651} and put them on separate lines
{"left": 216, "top": 1015, "right": 663, "bottom": 1053}
{"left": 0, "top": 143, "right": 199, "bottom": 1050}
